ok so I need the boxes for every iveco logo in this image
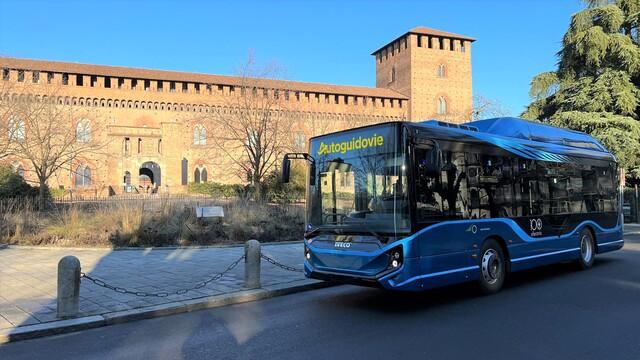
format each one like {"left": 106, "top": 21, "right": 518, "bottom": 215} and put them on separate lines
{"left": 334, "top": 242, "right": 351, "bottom": 248}
{"left": 530, "top": 218, "right": 543, "bottom": 236}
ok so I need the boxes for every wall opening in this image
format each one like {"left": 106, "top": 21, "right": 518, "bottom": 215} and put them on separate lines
{"left": 139, "top": 161, "right": 161, "bottom": 189}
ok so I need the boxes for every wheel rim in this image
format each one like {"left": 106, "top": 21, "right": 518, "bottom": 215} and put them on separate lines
{"left": 481, "top": 249, "right": 502, "bottom": 285}
{"left": 580, "top": 235, "right": 593, "bottom": 263}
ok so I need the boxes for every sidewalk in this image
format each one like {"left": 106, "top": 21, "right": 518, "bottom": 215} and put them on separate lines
{"left": 625, "top": 223, "right": 640, "bottom": 234}
{"left": 0, "top": 242, "right": 313, "bottom": 340}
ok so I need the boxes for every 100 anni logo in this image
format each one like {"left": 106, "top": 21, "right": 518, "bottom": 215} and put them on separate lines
{"left": 530, "top": 218, "right": 543, "bottom": 236}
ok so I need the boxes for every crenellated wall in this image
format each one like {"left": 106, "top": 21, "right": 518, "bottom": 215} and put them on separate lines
{"left": 0, "top": 26, "right": 473, "bottom": 194}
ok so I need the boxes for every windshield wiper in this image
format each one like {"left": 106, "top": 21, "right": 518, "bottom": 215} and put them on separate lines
{"left": 367, "top": 230, "right": 386, "bottom": 242}
{"left": 304, "top": 226, "right": 340, "bottom": 238}
{"left": 304, "top": 227, "right": 322, "bottom": 238}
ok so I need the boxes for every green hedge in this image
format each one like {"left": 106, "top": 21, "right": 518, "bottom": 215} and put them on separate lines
{"left": 188, "top": 182, "right": 245, "bottom": 198}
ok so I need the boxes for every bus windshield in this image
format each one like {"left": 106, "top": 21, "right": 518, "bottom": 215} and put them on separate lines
{"left": 307, "top": 124, "right": 410, "bottom": 236}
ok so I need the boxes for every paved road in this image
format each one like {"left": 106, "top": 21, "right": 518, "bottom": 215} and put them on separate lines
{"left": 2, "top": 234, "right": 640, "bottom": 360}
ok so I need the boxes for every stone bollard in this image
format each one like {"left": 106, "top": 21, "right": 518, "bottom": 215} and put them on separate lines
{"left": 244, "top": 239, "right": 261, "bottom": 289}
{"left": 57, "top": 256, "right": 81, "bottom": 318}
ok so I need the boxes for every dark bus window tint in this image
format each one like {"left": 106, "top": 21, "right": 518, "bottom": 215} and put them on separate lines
{"left": 568, "top": 165, "right": 584, "bottom": 213}
{"left": 470, "top": 154, "right": 516, "bottom": 219}
{"left": 441, "top": 151, "right": 469, "bottom": 218}
{"left": 492, "top": 156, "right": 515, "bottom": 217}
{"left": 582, "top": 166, "right": 600, "bottom": 212}
{"left": 596, "top": 165, "right": 616, "bottom": 212}
{"left": 415, "top": 147, "right": 468, "bottom": 221}
{"left": 415, "top": 146, "right": 445, "bottom": 221}
{"left": 514, "top": 159, "right": 539, "bottom": 216}
{"left": 536, "top": 162, "right": 551, "bottom": 215}
{"left": 544, "top": 162, "right": 573, "bottom": 215}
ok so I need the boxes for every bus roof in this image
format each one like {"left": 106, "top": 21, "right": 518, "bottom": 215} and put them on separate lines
{"left": 413, "top": 117, "right": 615, "bottom": 163}
{"left": 308, "top": 117, "right": 615, "bottom": 163}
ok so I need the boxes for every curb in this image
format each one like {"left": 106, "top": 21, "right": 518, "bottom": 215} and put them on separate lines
{"left": 0, "top": 279, "right": 331, "bottom": 344}
{"left": 2, "top": 240, "right": 303, "bottom": 252}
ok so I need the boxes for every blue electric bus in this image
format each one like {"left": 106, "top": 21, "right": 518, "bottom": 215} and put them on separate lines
{"left": 282, "top": 117, "right": 624, "bottom": 293}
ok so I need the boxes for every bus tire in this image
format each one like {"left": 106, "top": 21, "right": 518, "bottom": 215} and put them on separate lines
{"left": 478, "top": 239, "right": 506, "bottom": 295}
{"left": 577, "top": 229, "right": 595, "bottom": 270}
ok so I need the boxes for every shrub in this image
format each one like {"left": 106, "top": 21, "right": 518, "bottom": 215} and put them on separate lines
{"left": 188, "top": 182, "right": 244, "bottom": 198}
{"left": 262, "top": 169, "right": 305, "bottom": 204}
{"left": 49, "top": 187, "right": 68, "bottom": 199}
{"left": 0, "top": 166, "right": 38, "bottom": 199}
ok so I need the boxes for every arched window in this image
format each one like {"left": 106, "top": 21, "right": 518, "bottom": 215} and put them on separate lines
{"left": 76, "top": 119, "right": 91, "bottom": 143}
{"left": 390, "top": 64, "right": 396, "bottom": 83}
{"left": 8, "top": 117, "right": 25, "bottom": 141}
{"left": 75, "top": 165, "right": 91, "bottom": 187}
{"left": 193, "top": 124, "right": 206, "bottom": 145}
{"left": 437, "top": 97, "right": 447, "bottom": 115}
{"left": 194, "top": 168, "right": 201, "bottom": 183}
{"left": 437, "top": 64, "right": 446, "bottom": 78}
{"left": 201, "top": 168, "right": 208, "bottom": 183}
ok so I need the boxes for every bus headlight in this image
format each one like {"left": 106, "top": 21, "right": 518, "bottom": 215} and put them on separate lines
{"left": 305, "top": 246, "right": 311, "bottom": 260}
{"left": 388, "top": 246, "right": 403, "bottom": 269}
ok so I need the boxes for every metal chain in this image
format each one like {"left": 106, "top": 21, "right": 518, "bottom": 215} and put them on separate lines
{"left": 80, "top": 254, "right": 246, "bottom": 298}
{"left": 260, "top": 253, "right": 304, "bottom": 272}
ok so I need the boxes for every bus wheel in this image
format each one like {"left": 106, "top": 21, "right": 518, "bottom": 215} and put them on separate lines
{"left": 478, "top": 239, "right": 506, "bottom": 294}
{"left": 577, "top": 229, "right": 595, "bottom": 270}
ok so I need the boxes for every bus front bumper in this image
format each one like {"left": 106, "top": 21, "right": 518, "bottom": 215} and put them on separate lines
{"left": 304, "top": 257, "right": 424, "bottom": 292}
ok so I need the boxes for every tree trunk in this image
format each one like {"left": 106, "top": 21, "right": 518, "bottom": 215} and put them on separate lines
{"left": 38, "top": 177, "right": 48, "bottom": 209}
{"left": 253, "top": 176, "right": 263, "bottom": 202}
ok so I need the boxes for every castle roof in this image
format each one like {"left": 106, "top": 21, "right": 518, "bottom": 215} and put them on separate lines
{"left": 0, "top": 57, "right": 408, "bottom": 100}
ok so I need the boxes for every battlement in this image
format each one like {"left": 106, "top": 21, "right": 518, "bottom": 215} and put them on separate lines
{"left": 373, "top": 26, "right": 475, "bottom": 123}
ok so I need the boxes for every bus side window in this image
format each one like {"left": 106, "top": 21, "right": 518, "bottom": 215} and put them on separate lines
{"left": 415, "top": 147, "right": 444, "bottom": 221}
{"left": 582, "top": 166, "right": 599, "bottom": 212}
{"left": 514, "top": 159, "right": 539, "bottom": 216}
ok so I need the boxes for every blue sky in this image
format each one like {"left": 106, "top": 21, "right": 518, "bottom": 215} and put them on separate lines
{"left": 0, "top": 0, "right": 585, "bottom": 116}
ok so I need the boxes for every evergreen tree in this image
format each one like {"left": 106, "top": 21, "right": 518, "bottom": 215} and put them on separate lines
{"left": 522, "top": 0, "right": 640, "bottom": 178}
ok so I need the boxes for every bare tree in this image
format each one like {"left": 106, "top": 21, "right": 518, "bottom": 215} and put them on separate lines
{"left": 0, "top": 80, "right": 18, "bottom": 161}
{"left": 197, "top": 54, "right": 289, "bottom": 197}
{"left": 470, "top": 94, "right": 511, "bottom": 120}
{"left": 3, "top": 83, "right": 109, "bottom": 205}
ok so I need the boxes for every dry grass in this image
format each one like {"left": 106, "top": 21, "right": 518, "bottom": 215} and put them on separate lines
{"left": 0, "top": 197, "right": 304, "bottom": 247}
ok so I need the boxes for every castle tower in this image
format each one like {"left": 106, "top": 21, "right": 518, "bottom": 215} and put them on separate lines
{"left": 373, "top": 27, "right": 475, "bottom": 123}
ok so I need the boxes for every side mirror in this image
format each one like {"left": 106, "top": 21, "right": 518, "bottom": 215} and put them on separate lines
{"left": 282, "top": 152, "right": 316, "bottom": 186}
{"left": 282, "top": 156, "right": 291, "bottom": 183}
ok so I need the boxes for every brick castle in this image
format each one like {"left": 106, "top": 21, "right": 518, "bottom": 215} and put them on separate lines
{"left": 0, "top": 26, "right": 474, "bottom": 195}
